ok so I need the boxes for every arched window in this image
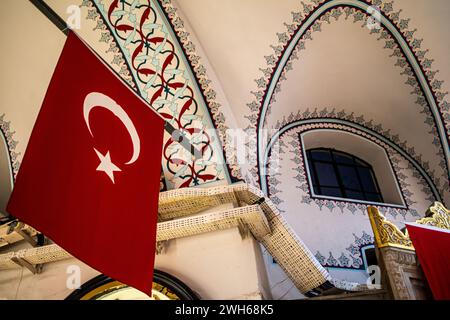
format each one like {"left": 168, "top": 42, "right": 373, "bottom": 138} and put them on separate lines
{"left": 306, "top": 148, "right": 384, "bottom": 203}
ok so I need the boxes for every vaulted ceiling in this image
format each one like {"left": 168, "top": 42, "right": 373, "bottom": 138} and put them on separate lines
{"left": 40, "top": 0, "right": 450, "bottom": 204}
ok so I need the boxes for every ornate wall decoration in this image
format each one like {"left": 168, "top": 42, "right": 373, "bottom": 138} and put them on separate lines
{"left": 369, "top": 202, "right": 450, "bottom": 250}
{"left": 159, "top": 0, "right": 243, "bottom": 183}
{"left": 159, "top": 169, "right": 167, "bottom": 192}
{"left": 244, "top": 0, "right": 450, "bottom": 195}
{"left": 264, "top": 109, "right": 440, "bottom": 209}
{"left": 265, "top": 115, "right": 437, "bottom": 219}
{"left": 368, "top": 206, "right": 414, "bottom": 250}
{"left": 380, "top": 247, "right": 426, "bottom": 300}
{"left": 242, "top": 0, "right": 450, "bottom": 292}
{"left": 417, "top": 201, "right": 450, "bottom": 230}
{"left": 274, "top": 107, "right": 440, "bottom": 191}
{"left": 314, "top": 231, "right": 374, "bottom": 270}
{"left": 81, "top": 0, "right": 242, "bottom": 189}
{"left": 265, "top": 120, "right": 436, "bottom": 278}
{"left": 0, "top": 114, "right": 20, "bottom": 180}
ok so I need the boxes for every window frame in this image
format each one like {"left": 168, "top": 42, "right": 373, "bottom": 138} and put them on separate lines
{"left": 361, "top": 245, "right": 378, "bottom": 270}
{"left": 305, "top": 148, "right": 384, "bottom": 204}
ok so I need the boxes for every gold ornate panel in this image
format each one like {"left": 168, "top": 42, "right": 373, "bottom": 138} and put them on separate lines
{"left": 368, "top": 202, "right": 450, "bottom": 251}
{"left": 418, "top": 202, "right": 450, "bottom": 229}
{"left": 367, "top": 206, "right": 414, "bottom": 250}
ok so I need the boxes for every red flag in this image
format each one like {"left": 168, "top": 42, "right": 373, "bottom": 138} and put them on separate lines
{"left": 406, "top": 222, "right": 450, "bottom": 300}
{"left": 6, "top": 32, "right": 164, "bottom": 295}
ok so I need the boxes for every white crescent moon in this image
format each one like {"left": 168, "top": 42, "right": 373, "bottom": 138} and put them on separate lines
{"left": 83, "top": 92, "right": 140, "bottom": 165}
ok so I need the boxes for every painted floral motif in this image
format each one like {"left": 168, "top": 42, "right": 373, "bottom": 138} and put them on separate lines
{"left": 314, "top": 231, "right": 374, "bottom": 270}
{"left": 266, "top": 139, "right": 288, "bottom": 211}
{"left": 82, "top": 0, "right": 242, "bottom": 189}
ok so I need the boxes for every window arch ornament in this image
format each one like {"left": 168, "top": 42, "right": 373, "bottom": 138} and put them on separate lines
{"left": 264, "top": 119, "right": 439, "bottom": 219}
{"left": 246, "top": 0, "right": 450, "bottom": 189}
{"left": 264, "top": 116, "right": 441, "bottom": 202}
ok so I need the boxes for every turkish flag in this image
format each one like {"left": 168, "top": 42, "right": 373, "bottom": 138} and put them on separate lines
{"left": 406, "top": 223, "right": 450, "bottom": 300}
{"left": 6, "top": 32, "right": 164, "bottom": 295}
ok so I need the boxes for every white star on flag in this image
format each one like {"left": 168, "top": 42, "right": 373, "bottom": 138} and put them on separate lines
{"left": 94, "top": 148, "right": 121, "bottom": 183}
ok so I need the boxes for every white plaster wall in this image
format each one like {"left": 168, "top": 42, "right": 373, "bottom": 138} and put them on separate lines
{"left": 0, "top": 0, "right": 66, "bottom": 160}
{"left": 155, "top": 228, "right": 270, "bottom": 300}
{"left": 261, "top": 16, "right": 448, "bottom": 202}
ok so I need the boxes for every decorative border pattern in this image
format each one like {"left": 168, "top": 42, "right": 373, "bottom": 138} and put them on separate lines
{"left": 314, "top": 231, "right": 374, "bottom": 270}
{"left": 0, "top": 114, "right": 20, "bottom": 180}
{"left": 81, "top": 0, "right": 242, "bottom": 189}
{"left": 263, "top": 109, "right": 443, "bottom": 203}
{"left": 245, "top": 0, "right": 450, "bottom": 194}
{"left": 266, "top": 139, "right": 287, "bottom": 212}
{"left": 265, "top": 118, "right": 437, "bottom": 218}
{"left": 158, "top": 0, "right": 243, "bottom": 183}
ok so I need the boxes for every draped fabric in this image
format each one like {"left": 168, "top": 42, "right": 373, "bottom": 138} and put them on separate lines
{"left": 406, "top": 223, "right": 450, "bottom": 300}
{"left": 7, "top": 32, "right": 164, "bottom": 295}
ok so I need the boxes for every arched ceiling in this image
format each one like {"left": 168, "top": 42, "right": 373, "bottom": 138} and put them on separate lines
{"left": 43, "top": 0, "right": 450, "bottom": 202}
{"left": 261, "top": 14, "right": 446, "bottom": 194}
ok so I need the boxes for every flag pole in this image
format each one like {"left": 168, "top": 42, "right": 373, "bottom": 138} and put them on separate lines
{"left": 29, "top": 0, "right": 202, "bottom": 160}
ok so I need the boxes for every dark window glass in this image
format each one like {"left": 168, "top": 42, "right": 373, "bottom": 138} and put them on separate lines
{"left": 363, "top": 247, "right": 378, "bottom": 267}
{"left": 355, "top": 158, "right": 367, "bottom": 166}
{"left": 320, "top": 187, "right": 343, "bottom": 198}
{"left": 337, "top": 166, "right": 361, "bottom": 190}
{"left": 334, "top": 152, "right": 355, "bottom": 165}
{"left": 310, "top": 149, "right": 332, "bottom": 161}
{"left": 306, "top": 148, "right": 384, "bottom": 203}
{"left": 312, "top": 184, "right": 321, "bottom": 195}
{"left": 314, "top": 162, "right": 339, "bottom": 187}
{"left": 365, "top": 193, "right": 383, "bottom": 203}
{"left": 345, "top": 191, "right": 365, "bottom": 201}
{"left": 357, "top": 167, "right": 378, "bottom": 193}
{"left": 307, "top": 161, "right": 317, "bottom": 186}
